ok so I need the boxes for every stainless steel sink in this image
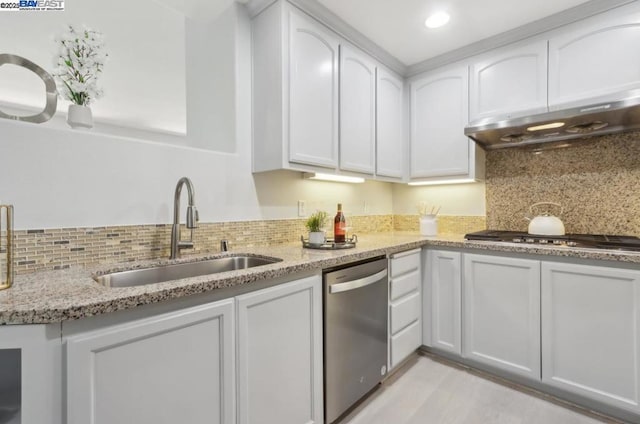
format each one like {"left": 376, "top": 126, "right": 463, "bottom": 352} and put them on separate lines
{"left": 93, "top": 255, "right": 282, "bottom": 288}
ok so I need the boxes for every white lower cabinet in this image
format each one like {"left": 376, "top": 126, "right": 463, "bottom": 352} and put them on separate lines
{"left": 65, "top": 299, "right": 235, "bottom": 424}
{"left": 0, "top": 325, "right": 61, "bottom": 424}
{"left": 64, "top": 273, "right": 323, "bottom": 424}
{"left": 389, "top": 249, "right": 422, "bottom": 369}
{"left": 236, "top": 274, "right": 323, "bottom": 424}
{"left": 541, "top": 262, "right": 640, "bottom": 414}
{"left": 426, "top": 250, "right": 462, "bottom": 355}
{"left": 463, "top": 254, "right": 541, "bottom": 380}
{"left": 424, "top": 249, "right": 640, "bottom": 421}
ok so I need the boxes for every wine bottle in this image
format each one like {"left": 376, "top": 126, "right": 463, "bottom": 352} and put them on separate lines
{"left": 334, "top": 203, "right": 346, "bottom": 243}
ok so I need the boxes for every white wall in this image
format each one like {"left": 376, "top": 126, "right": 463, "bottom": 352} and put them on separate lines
{"left": 392, "top": 182, "right": 486, "bottom": 216}
{"left": 254, "top": 171, "right": 393, "bottom": 219}
{"left": 0, "top": 3, "right": 394, "bottom": 230}
{"left": 186, "top": 12, "right": 236, "bottom": 152}
{"left": 0, "top": 0, "right": 187, "bottom": 135}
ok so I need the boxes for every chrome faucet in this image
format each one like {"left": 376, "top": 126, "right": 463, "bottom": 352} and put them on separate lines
{"left": 170, "top": 177, "right": 199, "bottom": 259}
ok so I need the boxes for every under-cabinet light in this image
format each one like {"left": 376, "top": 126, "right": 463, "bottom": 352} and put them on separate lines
{"left": 408, "top": 178, "right": 476, "bottom": 186}
{"left": 303, "top": 173, "right": 365, "bottom": 184}
{"left": 526, "top": 122, "right": 565, "bottom": 132}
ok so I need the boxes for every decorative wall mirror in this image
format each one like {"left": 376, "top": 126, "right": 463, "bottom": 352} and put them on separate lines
{"left": 0, "top": 54, "right": 57, "bottom": 123}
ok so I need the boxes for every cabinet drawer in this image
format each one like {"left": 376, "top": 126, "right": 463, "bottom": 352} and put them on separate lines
{"left": 390, "top": 320, "right": 421, "bottom": 369}
{"left": 390, "top": 250, "right": 420, "bottom": 278}
{"left": 390, "top": 270, "right": 420, "bottom": 301}
{"left": 390, "top": 292, "right": 420, "bottom": 335}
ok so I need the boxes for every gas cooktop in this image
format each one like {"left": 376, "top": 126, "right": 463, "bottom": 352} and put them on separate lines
{"left": 465, "top": 230, "right": 640, "bottom": 252}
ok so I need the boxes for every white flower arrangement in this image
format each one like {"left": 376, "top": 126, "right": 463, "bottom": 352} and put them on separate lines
{"left": 53, "top": 25, "right": 107, "bottom": 107}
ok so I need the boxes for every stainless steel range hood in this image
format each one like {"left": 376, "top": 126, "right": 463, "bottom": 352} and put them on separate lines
{"left": 464, "top": 93, "right": 640, "bottom": 150}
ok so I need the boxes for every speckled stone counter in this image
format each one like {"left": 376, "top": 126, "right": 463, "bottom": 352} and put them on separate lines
{"left": 1, "top": 232, "right": 639, "bottom": 325}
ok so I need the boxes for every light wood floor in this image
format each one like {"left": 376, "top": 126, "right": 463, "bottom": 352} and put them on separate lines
{"left": 340, "top": 354, "right": 618, "bottom": 424}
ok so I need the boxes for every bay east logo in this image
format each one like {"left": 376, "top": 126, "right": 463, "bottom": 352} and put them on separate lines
{"left": 0, "top": 0, "right": 63, "bottom": 10}
{"left": 20, "top": 0, "right": 64, "bottom": 8}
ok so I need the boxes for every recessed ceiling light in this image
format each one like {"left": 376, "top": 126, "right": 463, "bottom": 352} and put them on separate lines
{"left": 425, "top": 11, "right": 450, "bottom": 29}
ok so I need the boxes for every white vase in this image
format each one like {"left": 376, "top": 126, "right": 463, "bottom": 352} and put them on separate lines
{"left": 419, "top": 215, "right": 438, "bottom": 236}
{"left": 67, "top": 104, "right": 93, "bottom": 129}
{"left": 308, "top": 231, "right": 325, "bottom": 245}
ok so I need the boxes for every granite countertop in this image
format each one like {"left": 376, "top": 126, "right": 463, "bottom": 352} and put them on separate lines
{"left": 1, "top": 232, "right": 639, "bottom": 325}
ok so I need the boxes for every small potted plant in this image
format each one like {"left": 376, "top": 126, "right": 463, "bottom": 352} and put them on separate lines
{"left": 306, "top": 211, "right": 328, "bottom": 245}
{"left": 53, "top": 24, "right": 107, "bottom": 129}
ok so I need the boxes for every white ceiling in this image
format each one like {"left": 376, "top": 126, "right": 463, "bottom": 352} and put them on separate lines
{"left": 316, "top": 0, "right": 592, "bottom": 65}
{"left": 155, "top": 0, "right": 241, "bottom": 22}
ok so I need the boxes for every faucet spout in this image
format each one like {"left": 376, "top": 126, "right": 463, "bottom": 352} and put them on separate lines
{"left": 170, "top": 177, "right": 199, "bottom": 259}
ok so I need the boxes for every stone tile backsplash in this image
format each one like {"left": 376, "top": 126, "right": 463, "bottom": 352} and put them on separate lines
{"left": 393, "top": 215, "right": 486, "bottom": 234}
{"left": 485, "top": 132, "right": 640, "bottom": 235}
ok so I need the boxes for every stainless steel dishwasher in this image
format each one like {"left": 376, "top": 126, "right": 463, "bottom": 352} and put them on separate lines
{"left": 324, "top": 257, "right": 388, "bottom": 424}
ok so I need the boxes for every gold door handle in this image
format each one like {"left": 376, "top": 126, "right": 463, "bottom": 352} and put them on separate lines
{"left": 1, "top": 204, "right": 14, "bottom": 291}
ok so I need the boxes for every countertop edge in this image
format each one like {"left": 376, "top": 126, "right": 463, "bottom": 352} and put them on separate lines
{"left": 2, "top": 233, "right": 639, "bottom": 325}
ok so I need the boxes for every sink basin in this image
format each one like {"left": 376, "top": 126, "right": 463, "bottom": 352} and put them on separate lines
{"left": 94, "top": 255, "right": 283, "bottom": 288}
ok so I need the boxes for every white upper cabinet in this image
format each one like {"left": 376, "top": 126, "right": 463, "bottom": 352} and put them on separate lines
{"left": 410, "top": 64, "right": 483, "bottom": 182}
{"left": 253, "top": 3, "right": 339, "bottom": 173}
{"left": 289, "top": 10, "right": 340, "bottom": 168}
{"left": 340, "top": 44, "right": 376, "bottom": 175}
{"left": 253, "top": 2, "right": 406, "bottom": 180}
{"left": 549, "top": 3, "right": 640, "bottom": 109}
{"left": 469, "top": 40, "right": 548, "bottom": 123}
{"left": 376, "top": 68, "right": 405, "bottom": 179}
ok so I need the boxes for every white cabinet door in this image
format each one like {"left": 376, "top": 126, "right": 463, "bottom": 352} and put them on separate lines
{"left": 410, "top": 64, "right": 472, "bottom": 179}
{"left": 340, "top": 44, "right": 376, "bottom": 174}
{"left": 389, "top": 249, "right": 422, "bottom": 369}
{"left": 541, "top": 262, "right": 640, "bottom": 414}
{"left": 470, "top": 40, "right": 548, "bottom": 123}
{"left": 0, "top": 325, "right": 61, "bottom": 424}
{"left": 463, "top": 254, "right": 540, "bottom": 380}
{"left": 237, "top": 274, "right": 323, "bottom": 424}
{"left": 66, "top": 300, "right": 235, "bottom": 424}
{"left": 376, "top": 68, "right": 404, "bottom": 179}
{"left": 289, "top": 9, "right": 339, "bottom": 168}
{"left": 427, "top": 250, "right": 462, "bottom": 355}
{"left": 549, "top": 3, "right": 640, "bottom": 108}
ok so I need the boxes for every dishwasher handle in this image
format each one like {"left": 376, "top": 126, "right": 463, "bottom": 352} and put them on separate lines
{"left": 329, "top": 269, "right": 387, "bottom": 294}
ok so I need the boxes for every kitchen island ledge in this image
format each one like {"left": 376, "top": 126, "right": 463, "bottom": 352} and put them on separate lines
{"left": 1, "top": 231, "right": 639, "bottom": 325}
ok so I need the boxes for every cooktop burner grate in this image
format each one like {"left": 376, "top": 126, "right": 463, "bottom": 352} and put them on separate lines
{"left": 464, "top": 230, "right": 640, "bottom": 252}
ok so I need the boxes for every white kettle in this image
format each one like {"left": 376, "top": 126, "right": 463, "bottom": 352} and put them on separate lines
{"left": 525, "top": 202, "right": 566, "bottom": 236}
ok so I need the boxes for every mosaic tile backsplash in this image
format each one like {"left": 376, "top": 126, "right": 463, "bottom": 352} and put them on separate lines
{"left": 12, "top": 215, "right": 393, "bottom": 275}
{"left": 485, "top": 132, "right": 640, "bottom": 235}
{"left": 11, "top": 214, "right": 486, "bottom": 275}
